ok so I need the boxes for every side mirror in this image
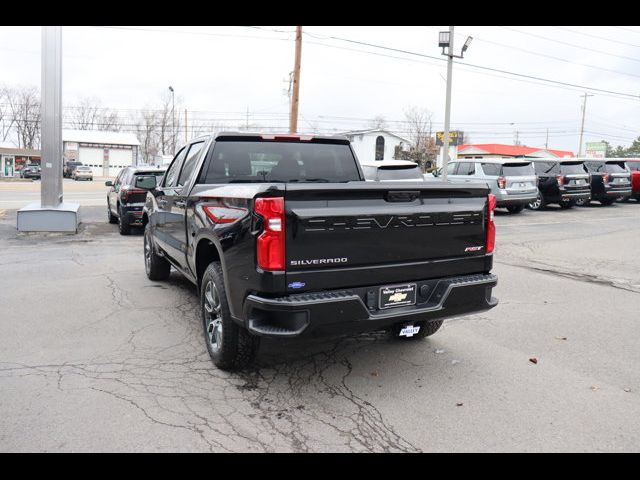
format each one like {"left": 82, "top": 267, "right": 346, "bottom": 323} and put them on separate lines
{"left": 135, "top": 175, "right": 157, "bottom": 190}
{"left": 432, "top": 169, "right": 439, "bottom": 177}
{"left": 105, "top": 181, "right": 113, "bottom": 187}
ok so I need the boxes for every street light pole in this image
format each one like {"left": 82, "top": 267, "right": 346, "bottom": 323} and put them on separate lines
{"left": 439, "top": 27, "right": 472, "bottom": 182}
{"left": 168, "top": 86, "right": 175, "bottom": 154}
{"left": 442, "top": 25, "right": 454, "bottom": 182}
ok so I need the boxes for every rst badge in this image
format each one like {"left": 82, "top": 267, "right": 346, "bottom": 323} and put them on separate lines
{"left": 464, "top": 246, "right": 484, "bottom": 252}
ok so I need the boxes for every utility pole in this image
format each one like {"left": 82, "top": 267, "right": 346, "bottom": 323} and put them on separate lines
{"left": 168, "top": 86, "right": 175, "bottom": 154}
{"left": 514, "top": 130, "right": 520, "bottom": 146}
{"left": 578, "top": 92, "right": 594, "bottom": 157}
{"left": 245, "top": 107, "right": 249, "bottom": 131}
{"left": 289, "top": 26, "right": 302, "bottom": 134}
{"left": 439, "top": 27, "right": 472, "bottom": 181}
{"left": 184, "top": 109, "right": 188, "bottom": 143}
{"left": 545, "top": 128, "right": 549, "bottom": 149}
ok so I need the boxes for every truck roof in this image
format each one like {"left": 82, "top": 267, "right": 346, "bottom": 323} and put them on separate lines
{"left": 211, "top": 131, "right": 350, "bottom": 144}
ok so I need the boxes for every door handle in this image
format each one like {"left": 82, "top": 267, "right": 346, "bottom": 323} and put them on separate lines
{"left": 158, "top": 199, "right": 168, "bottom": 207}
{"left": 175, "top": 200, "right": 186, "bottom": 208}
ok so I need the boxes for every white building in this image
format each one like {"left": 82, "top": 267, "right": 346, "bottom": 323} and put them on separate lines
{"left": 339, "top": 129, "right": 412, "bottom": 163}
{"left": 62, "top": 129, "right": 141, "bottom": 178}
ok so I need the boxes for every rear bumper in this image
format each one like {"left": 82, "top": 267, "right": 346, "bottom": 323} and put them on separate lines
{"left": 594, "top": 187, "right": 632, "bottom": 199}
{"left": 243, "top": 273, "right": 498, "bottom": 338}
{"left": 495, "top": 192, "right": 538, "bottom": 207}
{"left": 121, "top": 205, "right": 145, "bottom": 225}
{"left": 559, "top": 190, "right": 591, "bottom": 202}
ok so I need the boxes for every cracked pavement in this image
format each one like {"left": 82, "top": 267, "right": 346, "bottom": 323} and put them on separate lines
{"left": 1, "top": 202, "right": 639, "bottom": 452}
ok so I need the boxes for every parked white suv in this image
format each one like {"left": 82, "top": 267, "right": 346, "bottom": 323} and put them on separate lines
{"left": 360, "top": 160, "right": 424, "bottom": 182}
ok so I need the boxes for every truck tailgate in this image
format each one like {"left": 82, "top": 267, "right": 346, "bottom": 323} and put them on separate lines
{"left": 284, "top": 182, "right": 492, "bottom": 292}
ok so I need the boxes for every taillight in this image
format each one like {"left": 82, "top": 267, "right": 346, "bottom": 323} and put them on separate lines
{"left": 255, "top": 197, "right": 285, "bottom": 271}
{"left": 602, "top": 173, "right": 610, "bottom": 183}
{"left": 486, "top": 194, "right": 496, "bottom": 254}
{"left": 497, "top": 176, "right": 507, "bottom": 189}
{"left": 556, "top": 175, "right": 565, "bottom": 186}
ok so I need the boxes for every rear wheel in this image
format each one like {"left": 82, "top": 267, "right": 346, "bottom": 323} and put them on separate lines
{"left": 201, "top": 262, "right": 259, "bottom": 370}
{"left": 390, "top": 320, "right": 443, "bottom": 340}
{"left": 600, "top": 198, "right": 615, "bottom": 206}
{"left": 118, "top": 206, "right": 131, "bottom": 235}
{"left": 528, "top": 191, "right": 545, "bottom": 210}
{"left": 506, "top": 204, "right": 524, "bottom": 214}
{"left": 144, "top": 224, "right": 171, "bottom": 280}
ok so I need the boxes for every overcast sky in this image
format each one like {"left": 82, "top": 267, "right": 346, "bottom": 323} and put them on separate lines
{"left": 2, "top": 25, "right": 640, "bottom": 152}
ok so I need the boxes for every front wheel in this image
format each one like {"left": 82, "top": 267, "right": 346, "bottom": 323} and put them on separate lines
{"left": 201, "top": 262, "right": 260, "bottom": 370}
{"left": 559, "top": 200, "right": 574, "bottom": 209}
{"left": 506, "top": 204, "right": 524, "bottom": 214}
{"left": 600, "top": 198, "right": 615, "bottom": 206}
{"left": 574, "top": 197, "right": 589, "bottom": 207}
{"left": 107, "top": 202, "right": 118, "bottom": 224}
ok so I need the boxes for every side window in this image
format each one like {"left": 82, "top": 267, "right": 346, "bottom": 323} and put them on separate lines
{"left": 177, "top": 142, "right": 205, "bottom": 187}
{"left": 456, "top": 162, "right": 471, "bottom": 175}
{"left": 467, "top": 163, "right": 476, "bottom": 175}
{"left": 163, "top": 148, "right": 187, "bottom": 188}
{"left": 114, "top": 169, "right": 125, "bottom": 187}
{"left": 446, "top": 162, "right": 457, "bottom": 175}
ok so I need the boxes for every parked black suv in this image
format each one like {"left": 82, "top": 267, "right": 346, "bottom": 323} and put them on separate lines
{"left": 106, "top": 166, "right": 166, "bottom": 235}
{"left": 141, "top": 133, "right": 498, "bottom": 370}
{"left": 528, "top": 159, "right": 591, "bottom": 210}
{"left": 579, "top": 160, "right": 632, "bottom": 206}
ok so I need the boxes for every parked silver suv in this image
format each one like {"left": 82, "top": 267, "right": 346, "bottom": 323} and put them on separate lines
{"left": 435, "top": 159, "right": 538, "bottom": 214}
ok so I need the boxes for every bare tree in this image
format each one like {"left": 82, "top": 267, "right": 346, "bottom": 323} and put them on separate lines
{"left": 368, "top": 115, "right": 388, "bottom": 130}
{"left": 0, "top": 87, "right": 16, "bottom": 142}
{"left": 67, "top": 97, "right": 122, "bottom": 131}
{"left": 399, "top": 106, "right": 438, "bottom": 171}
{"left": 133, "top": 108, "right": 160, "bottom": 163}
{"left": 3, "top": 86, "right": 41, "bottom": 148}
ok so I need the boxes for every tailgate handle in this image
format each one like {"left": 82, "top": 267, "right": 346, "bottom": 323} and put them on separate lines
{"left": 385, "top": 190, "right": 420, "bottom": 202}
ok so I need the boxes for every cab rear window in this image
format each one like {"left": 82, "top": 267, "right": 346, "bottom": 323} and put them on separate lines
{"left": 199, "top": 140, "right": 361, "bottom": 183}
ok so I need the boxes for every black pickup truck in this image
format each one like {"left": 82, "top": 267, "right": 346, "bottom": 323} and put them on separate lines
{"left": 142, "top": 133, "right": 498, "bottom": 369}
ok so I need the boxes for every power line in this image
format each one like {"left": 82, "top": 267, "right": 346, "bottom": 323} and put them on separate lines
{"left": 501, "top": 26, "right": 640, "bottom": 60}
{"left": 298, "top": 31, "right": 640, "bottom": 101}
{"left": 552, "top": 26, "right": 640, "bottom": 49}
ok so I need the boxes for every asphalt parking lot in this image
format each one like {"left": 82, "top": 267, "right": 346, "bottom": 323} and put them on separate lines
{"left": 1, "top": 190, "right": 639, "bottom": 452}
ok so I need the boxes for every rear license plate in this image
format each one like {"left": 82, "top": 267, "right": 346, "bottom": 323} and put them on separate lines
{"left": 379, "top": 284, "right": 417, "bottom": 309}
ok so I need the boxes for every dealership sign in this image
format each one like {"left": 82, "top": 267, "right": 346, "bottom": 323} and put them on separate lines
{"left": 585, "top": 141, "right": 607, "bottom": 159}
{"left": 436, "top": 130, "right": 464, "bottom": 146}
